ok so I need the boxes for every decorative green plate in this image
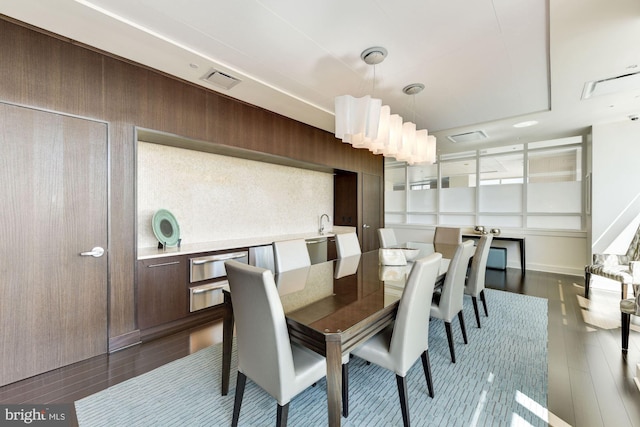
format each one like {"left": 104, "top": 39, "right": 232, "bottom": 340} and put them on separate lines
{"left": 152, "top": 209, "right": 181, "bottom": 246}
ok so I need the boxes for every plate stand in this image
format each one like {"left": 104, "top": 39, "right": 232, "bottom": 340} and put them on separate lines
{"left": 157, "top": 238, "right": 182, "bottom": 250}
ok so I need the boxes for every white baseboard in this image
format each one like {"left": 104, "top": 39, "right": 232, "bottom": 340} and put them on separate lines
{"left": 525, "top": 262, "right": 583, "bottom": 277}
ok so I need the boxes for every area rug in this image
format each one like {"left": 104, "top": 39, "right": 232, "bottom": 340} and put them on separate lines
{"left": 75, "top": 289, "right": 547, "bottom": 426}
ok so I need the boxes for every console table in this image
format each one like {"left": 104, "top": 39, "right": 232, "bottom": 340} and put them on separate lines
{"left": 462, "top": 234, "right": 526, "bottom": 274}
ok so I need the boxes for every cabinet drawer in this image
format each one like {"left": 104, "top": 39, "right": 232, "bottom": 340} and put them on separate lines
{"left": 190, "top": 281, "right": 227, "bottom": 312}
{"left": 190, "top": 251, "right": 248, "bottom": 283}
{"left": 137, "top": 256, "right": 188, "bottom": 330}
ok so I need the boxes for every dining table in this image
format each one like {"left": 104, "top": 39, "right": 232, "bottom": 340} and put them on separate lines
{"left": 220, "top": 249, "right": 449, "bottom": 427}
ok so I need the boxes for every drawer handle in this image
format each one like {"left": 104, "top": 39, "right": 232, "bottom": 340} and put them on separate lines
{"left": 191, "top": 281, "right": 227, "bottom": 294}
{"left": 192, "top": 252, "right": 247, "bottom": 264}
{"left": 192, "top": 287, "right": 223, "bottom": 294}
{"left": 147, "top": 261, "right": 180, "bottom": 268}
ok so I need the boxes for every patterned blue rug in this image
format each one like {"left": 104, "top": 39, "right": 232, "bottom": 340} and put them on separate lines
{"left": 75, "top": 289, "right": 547, "bottom": 426}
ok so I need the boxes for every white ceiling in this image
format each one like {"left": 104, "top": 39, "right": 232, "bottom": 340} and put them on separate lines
{"left": 1, "top": 0, "right": 639, "bottom": 155}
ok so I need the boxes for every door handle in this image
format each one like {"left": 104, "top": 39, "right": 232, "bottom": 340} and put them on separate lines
{"left": 363, "top": 224, "right": 371, "bottom": 229}
{"left": 80, "top": 246, "right": 105, "bottom": 257}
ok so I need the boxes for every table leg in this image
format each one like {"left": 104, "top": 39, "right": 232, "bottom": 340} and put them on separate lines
{"left": 221, "top": 292, "right": 234, "bottom": 396}
{"left": 325, "top": 334, "right": 342, "bottom": 427}
{"left": 520, "top": 240, "right": 526, "bottom": 275}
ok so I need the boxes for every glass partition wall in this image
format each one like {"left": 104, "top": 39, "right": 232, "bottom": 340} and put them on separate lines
{"left": 384, "top": 135, "right": 584, "bottom": 231}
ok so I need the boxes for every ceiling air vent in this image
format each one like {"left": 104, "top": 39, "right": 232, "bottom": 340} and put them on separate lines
{"left": 201, "top": 69, "right": 241, "bottom": 90}
{"left": 582, "top": 71, "right": 640, "bottom": 99}
{"left": 447, "top": 130, "right": 488, "bottom": 143}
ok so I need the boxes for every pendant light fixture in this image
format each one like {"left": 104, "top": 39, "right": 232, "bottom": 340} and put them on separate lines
{"left": 334, "top": 47, "right": 436, "bottom": 165}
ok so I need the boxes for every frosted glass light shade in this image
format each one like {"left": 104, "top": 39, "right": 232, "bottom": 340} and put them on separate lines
{"left": 367, "top": 105, "right": 391, "bottom": 153}
{"left": 426, "top": 135, "right": 436, "bottom": 164}
{"left": 334, "top": 95, "right": 436, "bottom": 165}
{"left": 335, "top": 95, "right": 382, "bottom": 144}
{"left": 411, "top": 129, "right": 429, "bottom": 165}
{"left": 395, "top": 121, "right": 417, "bottom": 162}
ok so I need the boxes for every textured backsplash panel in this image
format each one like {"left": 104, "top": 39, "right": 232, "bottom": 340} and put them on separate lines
{"left": 138, "top": 142, "right": 333, "bottom": 248}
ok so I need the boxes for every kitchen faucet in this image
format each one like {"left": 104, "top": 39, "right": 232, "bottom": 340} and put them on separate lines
{"left": 319, "top": 213, "right": 330, "bottom": 234}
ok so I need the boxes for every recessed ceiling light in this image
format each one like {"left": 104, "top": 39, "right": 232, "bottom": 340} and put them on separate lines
{"left": 513, "top": 120, "right": 538, "bottom": 128}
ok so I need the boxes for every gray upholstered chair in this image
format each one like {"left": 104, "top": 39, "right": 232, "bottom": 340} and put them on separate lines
{"left": 335, "top": 232, "right": 362, "bottom": 258}
{"left": 350, "top": 253, "right": 442, "bottom": 427}
{"left": 378, "top": 228, "right": 398, "bottom": 248}
{"left": 464, "top": 234, "right": 493, "bottom": 328}
{"left": 585, "top": 223, "right": 640, "bottom": 299}
{"left": 430, "top": 240, "right": 475, "bottom": 363}
{"left": 433, "top": 226, "right": 462, "bottom": 245}
{"left": 225, "top": 260, "right": 327, "bottom": 427}
{"left": 273, "top": 239, "right": 311, "bottom": 273}
{"left": 433, "top": 226, "right": 463, "bottom": 258}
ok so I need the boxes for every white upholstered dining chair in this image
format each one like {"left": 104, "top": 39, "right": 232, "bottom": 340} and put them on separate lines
{"left": 430, "top": 240, "right": 475, "bottom": 363}
{"left": 335, "top": 232, "right": 361, "bottom": 258}
{"left": 350, "top": 253, "right": 442, "bottom": 427}
{"left": 225, "top": 260, "right": 327, "bottom": 427}
{"left": 464, "top": 234, "right": 493, "bottom": 328}
{"left": 378, "top": 228, "right": 398, "bottom": 248}
{"left": 272, "top": 239, "right": 311, "bottom": 273}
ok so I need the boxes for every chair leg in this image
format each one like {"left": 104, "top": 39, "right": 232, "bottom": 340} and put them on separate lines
{"left": 232, "top": 372, "right": 247, "bottom": 427}
{"left": 480, "top": 290, "right": 488, "bottom": 317}
{"left": 342, "top": 362, "right": 349, "bottom": 418}
{"left": 472, "top": 296, "right": 481, "bottom": 328}
{"left": 276, "top": 403, "right": 290, "bottom": 427}
{"left": 458, "top": 311, "right": 468, "bottom": 344}
{"left": 395, "top": 375, "right": 411, "bottom": 427}
{"left": 585, "top": 270, "right": 591, "bottom": 298}
{"left": 445, "top": 322, "right": 456, "bottom": 363}
{"left": 622, "top": 312, "right": 631, "bottom": 353}
{"left": 421, "top": 350, "right": 434, "bottom": 398}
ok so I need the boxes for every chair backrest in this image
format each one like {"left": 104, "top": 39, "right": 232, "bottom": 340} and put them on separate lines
{"left": 273, "top": 239, "right": 311, "bottom": 273}
{"left": 225, "top": 260, "right": 296, "bottom": 403}
{"left": 389, "top": 252, "right": 442, "bottom": 376}
{"left": 335, "top": 232, "right": 362, "bottom": 258}
{"left": 437, "top": 240, "right": 475, "bottom": 322}
{"left": 465, "top": 234, "right": 493, "bottom": 296}
{"left": 433, "top": 226, "right": 462, "bottom": 245}
{"left": 626, "top": 223, "right": 640, "bottom": 261}
{"left": 378, "top": 228, "right": 398, "bottom": 248}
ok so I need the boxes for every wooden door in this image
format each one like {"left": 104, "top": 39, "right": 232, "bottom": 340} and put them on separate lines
{"left": 361, "top": 173, "right": 382, "bottom": 252}
{"left": 0, "top": 103, "right": 108, "bottom": 386}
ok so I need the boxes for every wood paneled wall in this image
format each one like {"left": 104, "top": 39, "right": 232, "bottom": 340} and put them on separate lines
{"left": 0, "top": 17, "right": 383, "bottom": 349}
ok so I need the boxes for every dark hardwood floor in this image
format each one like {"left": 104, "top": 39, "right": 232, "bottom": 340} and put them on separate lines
{"left": 2, "top": 268, "right": 640, "bottom": 426}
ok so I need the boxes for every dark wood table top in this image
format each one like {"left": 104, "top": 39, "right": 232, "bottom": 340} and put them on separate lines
{"left": 277, "top": 250, "right": 447, "bottom": 339}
